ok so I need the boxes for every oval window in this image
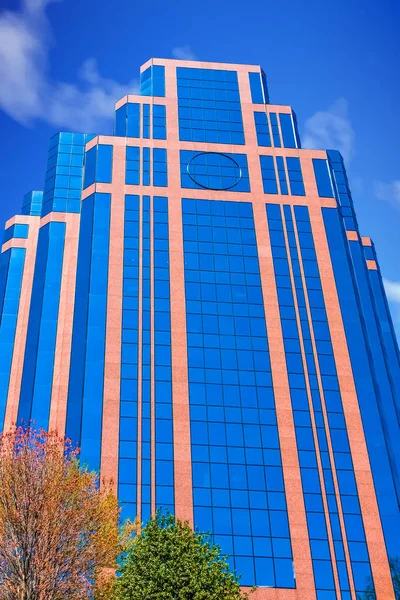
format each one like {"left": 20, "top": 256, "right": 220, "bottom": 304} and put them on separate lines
{"left": 187, "top": 152, "right": 242, "bottom": 190}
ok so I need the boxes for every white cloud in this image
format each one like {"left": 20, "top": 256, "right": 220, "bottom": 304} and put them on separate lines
{"left": 0, "top": 0, "right": 139, "bottom": 132}
{"left": 172, "top": 45, "right": 197, "bottom": 61}
{"left": 302, "top": 98, "right": 355, "bottom": 163}
{"left": 374, "top": 180, "right": 400, "bottom": 212}
{"left": 383, "top": 278, "right": 400, "bottom": 340}
{"left": 384, "top": 278, "right": 400, "bottom": 304}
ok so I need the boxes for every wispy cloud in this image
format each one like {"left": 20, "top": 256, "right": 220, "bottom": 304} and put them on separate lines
{"left": 383, "top": 278, "right": 400, "bottom": 339}
{"left": 302, "top": 98, "right": 355, "bottom": 163}
{"left": 374, "top": 180, "right": 400, "bottom": 213}
{"left": 172, "top": 45, "right": 198, "bottom": 61}
{"left": 384, "top": 278, "right": 400, "bottom": 304}
{"left": 0, "top": 0, "right": 139, "bottom": 132}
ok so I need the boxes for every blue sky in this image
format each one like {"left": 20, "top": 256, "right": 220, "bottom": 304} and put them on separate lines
{"left": 0, "top": 0, "right": 400, "bottom": 330}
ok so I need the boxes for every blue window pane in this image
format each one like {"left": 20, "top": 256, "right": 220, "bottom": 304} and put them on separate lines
{"left": 260, "top": 155, "right": 278, "bottom": 194}
{"left": 275, "top": 558, "right": 295, "bottom": 588}
{"left": 84, "top": 144, "right": 112, "bottom": 187}
{"left": 249, "top": 72, "right": 268, "bottom": 104}
{"left": 255, "top": 557, "right": 274, "bottom": 586}
{"left": 254, "top": 112, "right": 271, "bottom": 147}
{"left": 140, "top": 65, "right": 165, "bottom": 97}
{"left": 177, "top": 68, "right": 244, "bottom": 145}
{"left": 279, "top": 113, "right": 297, "bottom": 149}
{"left": 97, "top": 145, "right": 113, "bottom": 183}
{"left": 313, "top": 159, "right": 334, "bottom": 198}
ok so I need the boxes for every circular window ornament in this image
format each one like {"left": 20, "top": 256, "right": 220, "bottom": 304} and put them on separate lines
{"left": 187, "top": 151, "right": 242, "bottom": 191}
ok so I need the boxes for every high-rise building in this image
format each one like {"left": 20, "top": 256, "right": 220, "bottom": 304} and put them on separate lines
{"left": 0, "top": 58, "right": 399, "bottom": 599}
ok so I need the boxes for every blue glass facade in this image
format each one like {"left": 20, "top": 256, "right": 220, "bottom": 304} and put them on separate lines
{"left": 267, "top": 204, "right": 375, "bottom": 599}
{"left": 18, "top": 222, "right": 66, "bottom": 428}
{"left": 177, "top": 67, "right": 245, "bottom": 144}
{"left": 21, "top": 191, "right": 43, "bottom": 216}
{"left": 66, "top": 192, "right": 111, "bottom": 470}
{"left": 0, "top": 247, "right": 25, "bottom": 430}
{"left": 43, "top": 132, "right": 95, "bottom": 216}
{"left": 181, "top": 151, "right": 250, "bottom": 192}
{"left": 119, "top": 194, "right": 175, "bottom": 522}
{"left": 0, "top": 58, "right": 398, "bottom": 598}
{"left": 153, "top": 196, "right": 174, "bottom": 516}
{"left": 140, "top": 65, "right": 165, "bottom": 97}
{"left": 19, "top": 222, "right": 66, "bottom": 429}
{"left": 323, "top": 209, "right": 400, "bottom": 560}
{"left": 183, "top": 198, "right": 294, "bottom": 588}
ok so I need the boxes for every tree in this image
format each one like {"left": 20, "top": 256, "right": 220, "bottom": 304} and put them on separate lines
{"left": 110, "top": 510, "right": 254, "bottom": 600}
{"left": 0, "top": 426, "right": 120, "bottom": 600}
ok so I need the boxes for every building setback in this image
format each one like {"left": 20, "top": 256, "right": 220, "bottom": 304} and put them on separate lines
{"left": 0, "top": 58, "right": 400, "bottom": 599}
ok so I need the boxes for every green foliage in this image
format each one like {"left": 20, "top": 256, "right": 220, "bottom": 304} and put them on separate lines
{"left": 110, "top": 510, "right": 253, "bottom": 600}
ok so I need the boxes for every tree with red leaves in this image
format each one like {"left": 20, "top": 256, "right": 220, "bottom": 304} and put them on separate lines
{"left": 0, "top": 426, "right": 120, "bottom": 600}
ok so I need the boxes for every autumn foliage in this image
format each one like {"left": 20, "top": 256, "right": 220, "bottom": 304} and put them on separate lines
{"left": 0, "top": 426, "right": 120, "bottom": 600}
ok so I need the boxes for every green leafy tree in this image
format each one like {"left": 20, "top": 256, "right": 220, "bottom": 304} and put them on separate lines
{"left": 357, "top": 557, "right": 400, "bottom": 600}
{"left": 110, "top": 510, "right": 254, "bottom": 600}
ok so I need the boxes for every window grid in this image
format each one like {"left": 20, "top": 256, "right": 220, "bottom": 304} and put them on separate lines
{"left": 119, "top": 195, "right": 175, "bottom": 522}
{"left": 119, "top": 194, "right": 140, "bottom": 522}
{"left": 153, "top": 148, "right": 168, "bottom": 187}
{"left": 249, "top": 72, "right": 269, "bottom": 104}
{"left": 285, "top": 204, "right": 353, "bottom": 598}
{"left": 324, "top": 205, "right": 400, "bottom": 565}
{"left": 126, "top": 148, "right": 168, "bottom": 188}
{"left": 327, "top": 151, "right": 358, "bottom": 231}
{"left": 43, "top": 132, "right": 94, "bottom": 216}
{"left": 180, "top": 151, "right": 250, "bottom": 192}
{"left": 313, "top": 159, "right": 335, "bottom": 199}
{"left": 22, "top": 191, "right": 43, "bottom": 217}
{"left": 28, "top": 222, "right": 66, "bottom": 431}
{"left": 84, "top": 144, "right": 113, "bottom": 189}
{"left": 115, "top": 103, "right": 140, "bottom": 138}
{"left": 153, "top": 196, "right": 174, "bottom": 514}
{"left": 140, "top": 196, "right": 151, "bottom": 521}
{"left": 286, "top": 158, "right": 305, "bottom": 196}
{"left": 65, "top": 193, "right": 111, "bottom": 472}
{"left": 266, "top": 203, "right": 339, "bottom": 599}
{"left": 276, "top": 157, "right": 288, "bottom": 195}
{"left": 140, "top": 65, "right": 166, "bottom": 97}
{"left": 260, "top": 156, "right": 306, "bottom": 197}
{"left": 153, "top": 104, "right": 167, "bottom": 140}
{"left": 183, "top": 198, "right": 295, "bottom": 590}
{"left": 279, "top": 114, "right": 297, "bottom": 149}
{"left": 255, "top": 112, "right": 297, "bottom": 150}
{"left": 116, "top": 103, "right": 166, "bottom": 140}
{"left": 143, "top": 104, "right": 150, "bottom": 139}
{"left": 254, "top": 112, "right": 271, "bottom": 147}
{"left": 126, "top": 146, "right": 140, "bottom": 185}
{"left": 18, "top": 223, "right": 66, "bottom": 430}
{"left": 177, "top": 67, "right": 245, "bottom": 145}
{"left": 0, "top": 248, "right": 25, "bottom": 430}
{"left": 143, "top": 148, "right": 150, "bottom": 186}
{"left": 260, "top": 156, "right": 278, "bottom": 195}
{"left": 292, "top": 204, "right": 375, "bottom": 598}
{"left": 269, "top": 113, "right": 281, "bottom": 148}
